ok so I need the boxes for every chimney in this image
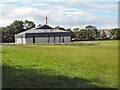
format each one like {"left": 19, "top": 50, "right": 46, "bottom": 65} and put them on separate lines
{"left": 46, "top": 17, "right": 47, "bottom": 25}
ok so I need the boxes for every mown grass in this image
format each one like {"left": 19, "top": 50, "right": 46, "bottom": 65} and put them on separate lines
{"left": 2, "top": 40, "right": 118, "bottom": 88}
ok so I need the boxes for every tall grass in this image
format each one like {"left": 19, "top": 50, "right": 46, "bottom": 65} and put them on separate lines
{"left": 2, "top": 40, "right": 118, "bottom": 88}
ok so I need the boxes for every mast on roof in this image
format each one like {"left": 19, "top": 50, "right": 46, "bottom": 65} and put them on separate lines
{"left": 46, "top": 17, "right": 47, "bottom": 25}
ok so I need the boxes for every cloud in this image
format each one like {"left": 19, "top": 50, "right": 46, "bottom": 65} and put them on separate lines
{"left": 0, "top": 0, "right": 119, "bottom": 2}
{"left": 85, "top": 2, "right": 118, "bottom": 10}
{"left": 0, "top": 19, "right": 14, "bottom": 26}
{"left": 0, "top": 2, "right": 117, "bottom": 29}
{"left": 7, "top": 7, "right": 39, "bottom": 18}
{"left": 65, "top": 10, "right": 88, "bottom": 16}
{"left": 0, "top": 0, "right": 19, "bottom": 2}
{"left": 32, "top": 3, "right": 48, "bottom": 6}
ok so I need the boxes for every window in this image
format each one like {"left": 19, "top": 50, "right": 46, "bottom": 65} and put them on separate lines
{"left": 48, "top": 35, "right": 50, "bottom": 42}
{"left": 54, "top": 35, "right": 56, "bottom": 41}
{"left": 21, "top": 36, "right": 23, "bottom": 44}
{"left": 59, "top": 35, "right": 61, "bottom": 42}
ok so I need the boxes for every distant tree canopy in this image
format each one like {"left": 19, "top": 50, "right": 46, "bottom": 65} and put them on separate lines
{"left": 79, "top": 29, "right": 87, "bottom": 40}
{"left": 65, "top": 28, "right": 72, "bottom": 32}
{"left": 24, "top": 20, "right": 35, "bottom": 30}
{"left": 2, "top": 20, "right": 36, "bottom": 43}
{"left": 37, "top": 24, "right": 42, "bottom": 27}
{"left": 72, "top": 25, "right": 98, "bottom": 40}
{"left": 85, "top": 25, "right": 98, "bottom": 40}
{"left": 110, "top": 28, "right": 120, "bottom": 40}
{"left": 73, "top": 28, "right": 80, "bottom": 40}
{"left": 55, "top": 26, "right": 65, "bottom": 30}
{"left": 2, "top": 20, "right": 120, "bottom": 43}
{"left": 97, "top": 31, "right": 101, "bottom": 39}
{"left": 100, "top": 31, "right": 106, "bottom": 39}
{"left": 2, "top": 20, "right": 24, "bottom": 42}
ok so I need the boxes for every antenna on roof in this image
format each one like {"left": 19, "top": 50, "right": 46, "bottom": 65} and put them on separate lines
{"left": 46, "top": 17, "right": 47, "bottom": 25}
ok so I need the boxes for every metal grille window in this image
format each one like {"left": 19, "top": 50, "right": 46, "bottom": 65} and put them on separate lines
{"left": 21, "top": 36, "right": 23, "bottom": 44}
{"left": 59, "top": 35, "right": 61, "bottom": 41}
{"left": 54, "top": 35, "right": 56, "bottom": 41}
{"left": 48, "top": 35, "right": 50, "bottom": 42}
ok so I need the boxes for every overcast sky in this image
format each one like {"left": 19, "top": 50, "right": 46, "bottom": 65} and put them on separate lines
{"left": 0, "top": 0, "right": 119, "bottom": 30}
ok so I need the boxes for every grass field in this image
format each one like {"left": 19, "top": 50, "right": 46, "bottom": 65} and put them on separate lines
{"left": 2, "top": 40, "right": 118, "bottom": 88}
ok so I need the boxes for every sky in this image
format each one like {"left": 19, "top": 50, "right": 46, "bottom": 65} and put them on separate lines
{"left": 0, "top": 0, "right": 119, "bottom": 30}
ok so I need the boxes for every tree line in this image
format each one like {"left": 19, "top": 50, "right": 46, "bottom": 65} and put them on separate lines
{"left": 1, "top": 20, "right": 120, "bottom": 43}
{"left": 55, "top": 25, "right": 120, "bottom": 40}
{"left": 2, "top": 20, "right": 35, "bottom": 43}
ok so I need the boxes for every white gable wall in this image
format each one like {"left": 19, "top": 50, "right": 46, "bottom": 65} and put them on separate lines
{"left": 16, "top": 38, "right": 26, "bottom": 44}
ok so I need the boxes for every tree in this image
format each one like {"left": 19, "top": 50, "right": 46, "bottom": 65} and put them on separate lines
{"left": 55, "top": 26, "right": 65, "bottom": 30}
{"left": 2, "top": 27, "right": 10, "bottom": 42}
{"left": 100, "top": 31, "right": 106, "bottom": 39}
{"left": 2, "top": 20, "right": 25, "bottom": 42}
{"left": 110, "top": 28, "right": 120, "bottom": 40}
{"left": 66, "top": 28, "right": 73, "bottom": 39}
{"left": 97, "top": 31, "right": 101, "bottom": 39}
{"left": 85, "top": 25, "right": 97, "bottom": 40}
{"left": 85, "top": 25, "right": 96, "bottom": 29}
{"left": 2, "top": 20, "right": 35, "bottom": 43}
{"left": 72, "top": 25, "right": 98, "bottom": 40}
{"left": 73, "top": 28, "right": 79, "bottom": 40}
{"left": 11, "top": 20, "right": 24, "bottom": 34}
{"left": 24, "top": 20, "right": 35, "bottom": 30}
{"left": 66, "top": 28, "right": 72, "bottom": 32}
{"left": 79, "top": 29, "right": 87, "bottom": 40}
{"left": 37, "top": 24, "right": 42, "bottom": 27}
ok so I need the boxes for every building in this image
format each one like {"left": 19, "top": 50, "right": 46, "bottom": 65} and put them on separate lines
{"left": 15, "top": 18, "right": 71, "bottom": 44}
{"left": 99, "top": 29, "right": 111, "bottom": 38}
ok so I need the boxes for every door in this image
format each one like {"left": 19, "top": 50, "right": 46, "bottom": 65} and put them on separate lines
{"left": 33, "top": 36, "right": 35, "bottom": 43}
{"left": 62, "top": 37, "right": 64, "bottom": 43}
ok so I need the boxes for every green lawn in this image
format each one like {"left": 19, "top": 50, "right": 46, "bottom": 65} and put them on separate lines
{"left": 2, "top": 40, "right": 118, "bottom": 88}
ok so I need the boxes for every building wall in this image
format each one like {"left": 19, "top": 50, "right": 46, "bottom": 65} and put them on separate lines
{"left": 16, "top": 38, "right": 26, "bottom": 44}
{"left": 64, "top": 37, "right": 71, "bottom": 43}
{"left": 25, "top": 36, "right": 71, "bottom": 44}
{"left": 26, "top": 38, "right": 33, "bottom": 44}
{"left": 99, "top": 30, "right": 111, "bottom": 38}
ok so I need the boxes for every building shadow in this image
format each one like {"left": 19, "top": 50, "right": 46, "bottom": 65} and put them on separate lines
{"left": 2, "top": 64, "right": 111, "bottom": 88}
